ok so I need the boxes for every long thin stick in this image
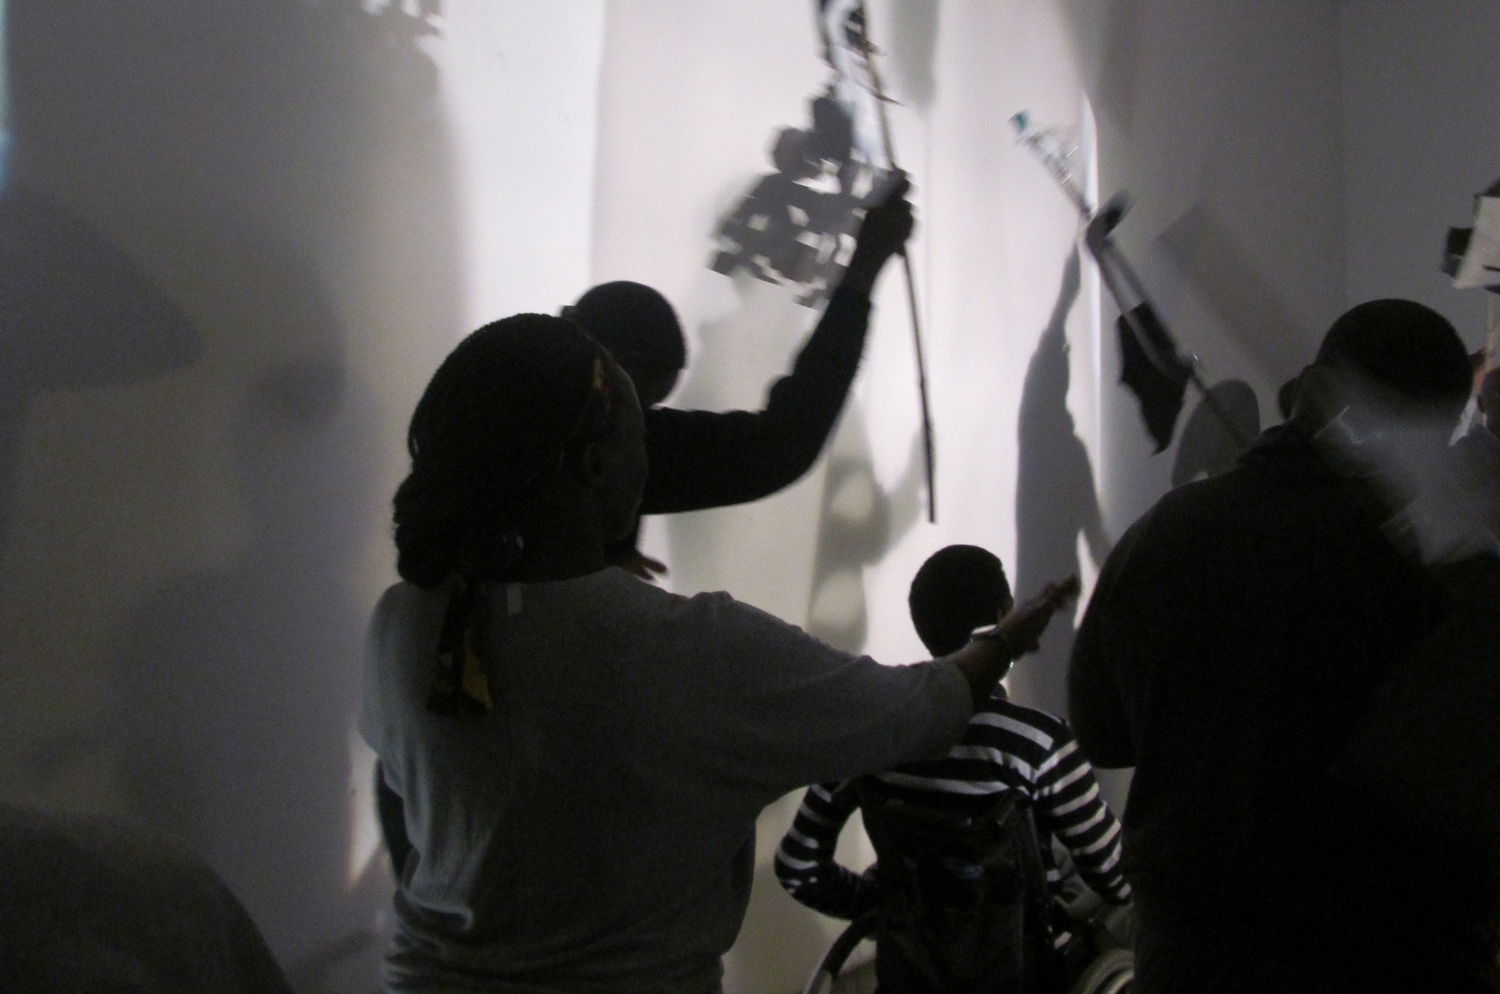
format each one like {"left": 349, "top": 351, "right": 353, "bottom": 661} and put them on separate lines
{"left": 1015, "top": 119, "right": 1248, "bottom": 450}
{"left": 856, "top": 4, "right": 937, "bottom": 523}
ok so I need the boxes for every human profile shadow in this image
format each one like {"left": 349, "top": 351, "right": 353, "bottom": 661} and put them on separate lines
{"left": 1011, "top": 249, "right": 1107, "bottom": 717}
{"left": 106, "top": 242, "right": 385, "bottom": 988}
{"left": 805, "top": 402, "right": 925, "bottom": 654}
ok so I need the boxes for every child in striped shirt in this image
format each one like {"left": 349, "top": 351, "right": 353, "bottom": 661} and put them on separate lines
{"left": 775, "top": 545, "right": 1130, "bottom": 992}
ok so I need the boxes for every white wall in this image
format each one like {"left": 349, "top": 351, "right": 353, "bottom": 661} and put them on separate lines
{"left": 1339, "top": 0, "right": 1500, "bottom": 354}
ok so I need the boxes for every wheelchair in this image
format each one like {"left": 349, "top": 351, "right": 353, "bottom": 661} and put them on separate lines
{"left": 800, "top": 786, "right": 1135, "bottom": 994}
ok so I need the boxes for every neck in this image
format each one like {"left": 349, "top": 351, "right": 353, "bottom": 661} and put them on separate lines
{"left": 509, "top": 491, "right": 610, "bottom": 583}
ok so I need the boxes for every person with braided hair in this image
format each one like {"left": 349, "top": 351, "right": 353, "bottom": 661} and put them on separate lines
{"left": 359, "top": 313, "right": 1076, "bottom": 994}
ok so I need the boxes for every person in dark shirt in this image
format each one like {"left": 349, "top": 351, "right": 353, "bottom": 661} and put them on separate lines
{"left": 567, "top": 174, "right": 914, "bottom": 577}
{"left": 777, "top": 545, "right": 1115, "bottom": 993}
{"left": 1068, "top": 299, "right": 1474, "bottom": 993}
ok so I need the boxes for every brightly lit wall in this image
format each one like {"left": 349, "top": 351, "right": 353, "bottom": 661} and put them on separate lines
{"left": 0, "top": 1, "right": 1403, "bottom": 992}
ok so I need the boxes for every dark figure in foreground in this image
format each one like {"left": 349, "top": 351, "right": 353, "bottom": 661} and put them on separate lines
{"left": 0, "top": 803, "right": 291, "bottom": 993}
{"left": 360, "top": 314, "right": 1073, "bottom": 992}
{"left": 374, "top": 178, "right": 915, "bottom": 878}
{"left": 777, "top": 545, "right": 1120, "bottom": 994}
{"left": 1069, "top": 299, "right": 1479, "bottom": 993}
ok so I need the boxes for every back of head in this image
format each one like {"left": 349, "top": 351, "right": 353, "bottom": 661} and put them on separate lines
{"left": 908, "top": 545, "right": 1012, "bottom": 657}
{"left": 393, "top": 313, "right": 610, "bottom": 588}
{"left": 1314, "top": 299, "right": 1472, "bottom": 420}
{"left": 568, "top": 281, "right": 686, "bottom": 383}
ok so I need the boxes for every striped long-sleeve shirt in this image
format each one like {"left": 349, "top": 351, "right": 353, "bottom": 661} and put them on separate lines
{"left": 775, "top": 692, "right": 1131, "bottom": 920}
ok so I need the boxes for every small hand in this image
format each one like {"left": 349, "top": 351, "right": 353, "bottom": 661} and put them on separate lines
{"left": 995, "top": 576, "right": 1081, "bottom": 655}
{"left": 608, "top": 546, "right": 668, "bottom": 582}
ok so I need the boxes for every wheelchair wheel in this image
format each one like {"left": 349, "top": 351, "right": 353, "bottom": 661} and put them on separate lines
{"left": 1067, "top": 947, "right": 1133, "bottom": 994}
{"left": 802, "top": 913, "right": 878, "bottom": 994}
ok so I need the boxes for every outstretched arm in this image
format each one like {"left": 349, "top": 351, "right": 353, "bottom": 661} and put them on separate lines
{"left": 638, "top": 177, "right": 914, "bottom": 516}
{"left": 774, "top": 780, "right": 877, "bottom": 920}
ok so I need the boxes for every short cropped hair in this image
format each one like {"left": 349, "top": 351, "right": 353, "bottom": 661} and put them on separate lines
{"left": 908, "top": 545, "right": 1013, "bottom": 657}
{"left": 1316, "top": 299, "right": 1472, "bottom": 417}
{"left": 569, "top": 281, "right": 687, "bottom": 376}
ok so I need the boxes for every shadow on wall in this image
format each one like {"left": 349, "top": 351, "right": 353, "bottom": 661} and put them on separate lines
{"left": 4, "top": 1, "right": 461, "bottom": 989}
{"left": 1011, "top": 249, "right": 1108, "bottom": 718}
{"left": 1171, "top": 379, "right": 1261, "bottom": 488}
{"left": 0, "top": 188, "right": 202, "bottom": 583}
{"left": 805, "top": 402, "right": 924, "bottom": 654}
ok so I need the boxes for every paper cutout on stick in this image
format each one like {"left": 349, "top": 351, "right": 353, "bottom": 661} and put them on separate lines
{"left": 1444, "top": 178, "right": 1500, "bottom": 291}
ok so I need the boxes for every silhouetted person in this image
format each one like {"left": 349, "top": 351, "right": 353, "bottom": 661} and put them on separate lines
{"left": 571, "top": 173, "right": 913, "bottom": 571}
{"left": 1070, "top": 299, "right": 1474, "bottom": 993}
{"left": 359, "top": 314, "right": 1065, "bottom": 992}
{"left": 1331, "top": 428, "right": 1500, "bottom": 994}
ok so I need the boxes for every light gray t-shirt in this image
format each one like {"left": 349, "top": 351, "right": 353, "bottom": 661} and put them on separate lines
{"left": 360, "top": 568, "right": 971, "bottom": 994}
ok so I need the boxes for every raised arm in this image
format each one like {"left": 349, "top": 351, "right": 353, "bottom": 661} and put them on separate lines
{"left": 774, "top": 781, "right": 877, "bottom": 920}
{"left": 637, "top": 177, "right": 914, "bottom": 516}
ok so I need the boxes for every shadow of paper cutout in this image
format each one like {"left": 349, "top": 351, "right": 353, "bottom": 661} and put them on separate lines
{"left": 1012, "top": 249, "right": 1107, "bottom": 717}
{"left": 1171, "top": 378, "right": 1261, "bottom": 487}
{"left": 711, "top": 95, "right": 887, "bottom": 309}
{"left": 1156, "top": 202, "right": 1309, "bottom": 384}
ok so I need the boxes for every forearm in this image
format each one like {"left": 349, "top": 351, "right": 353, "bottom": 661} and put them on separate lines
{"left": 636, "top": 288, "right": 872, "bottom": 515}
{"left": 837, "top": 243, "right": 890, "bottom": 298}
{"left": 946, "top": 638, "right": 1016, "bottom": 710}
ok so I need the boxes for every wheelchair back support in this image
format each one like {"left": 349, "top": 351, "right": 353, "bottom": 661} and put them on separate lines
{"left": 854, "top": 780, "right": 1063, "bottom": 994}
